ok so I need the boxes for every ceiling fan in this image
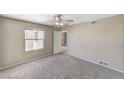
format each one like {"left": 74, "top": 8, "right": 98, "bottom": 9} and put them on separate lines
{"left": 54, "top": 14, "right": 74, "bottom": 27}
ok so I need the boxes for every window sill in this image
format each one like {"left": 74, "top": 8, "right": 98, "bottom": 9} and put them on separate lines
{"left": 25, "top": 48, "right": 45, "bottom": 53}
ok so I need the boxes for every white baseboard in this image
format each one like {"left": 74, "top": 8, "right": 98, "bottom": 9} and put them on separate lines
{"left": 1, "top": 53, "right": 124, "bottom": 75}
{"left": 0, "top": 54, "right": 53, "bottom": 71}
{"left": 68, "top": 54, "right": 124, "bottom": 74}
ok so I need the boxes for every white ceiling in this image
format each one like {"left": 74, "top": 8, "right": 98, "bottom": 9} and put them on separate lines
{"left": 0, "top": 14, "right": 117, "bottom": 26}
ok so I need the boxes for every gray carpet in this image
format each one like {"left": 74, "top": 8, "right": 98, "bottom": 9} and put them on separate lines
{"left": 0, "top": 54, "right": 124, "bottom": 79}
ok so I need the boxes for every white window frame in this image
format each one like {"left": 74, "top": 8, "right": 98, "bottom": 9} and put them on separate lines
{"left": 25, "top": 28, "right": 45, "bottom": 52}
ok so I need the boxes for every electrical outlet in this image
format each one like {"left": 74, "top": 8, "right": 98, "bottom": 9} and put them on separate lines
{"left": 99, "top": 61, "right": 109, "bottom": 66}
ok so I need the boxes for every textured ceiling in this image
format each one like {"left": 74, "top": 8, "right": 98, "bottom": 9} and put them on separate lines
{"left": 0, "top": 14, "right": 117, "bottom": 26}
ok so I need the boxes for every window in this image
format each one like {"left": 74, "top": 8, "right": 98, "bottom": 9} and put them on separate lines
{"left": 25, "top": 29, "right": 44, "bottom": 52}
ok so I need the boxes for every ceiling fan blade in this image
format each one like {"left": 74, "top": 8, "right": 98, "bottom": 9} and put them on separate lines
{"left": 57, "top": 14, "right": 62, "bottom": 18}
{"left": 54, "top": 14, "right": 62, "bottom": 21}
{"left": 64, "top": 20, "right": 74, "bottom": 22}
{"left": 54, "top": 16, "right": 59, "bottom": 21}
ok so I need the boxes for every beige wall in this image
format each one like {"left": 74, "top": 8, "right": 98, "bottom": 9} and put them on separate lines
{"left": 0, "top": 17, "right": 53, "bottom": 68}
{"left": 67, "top": 15, "right": 124, "bottom": 72}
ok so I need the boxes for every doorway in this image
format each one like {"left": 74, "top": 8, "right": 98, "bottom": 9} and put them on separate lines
{"left": 53, "top": 31, "right": 67, "bottom": 54}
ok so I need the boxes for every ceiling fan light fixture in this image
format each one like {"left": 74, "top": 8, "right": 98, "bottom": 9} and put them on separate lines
{"left": 60, "top": 23, "right": 64, "bottom": 26}
{"left": 55, "top": 22, "right": 59, "bottom": 25}
{"left": 55, "top": 22, "right": 64, "bottom": 27}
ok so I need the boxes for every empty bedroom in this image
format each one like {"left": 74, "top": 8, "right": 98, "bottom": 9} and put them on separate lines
{"left": 0, "top": 14, "right": 124, "bottom": 79}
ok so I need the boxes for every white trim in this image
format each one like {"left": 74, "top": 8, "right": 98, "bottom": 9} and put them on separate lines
{"left": 68, "top": 55, "right": 124, "bottom": 74}
{"left": 0, "top": 54, "right": 53, "bottom": 71}
{"left": 24, "top": 29, "right": 45, "bottom": 52}
{"left": 1, "top": 53, "right": 124, "bottom": 75}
